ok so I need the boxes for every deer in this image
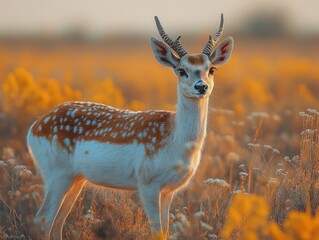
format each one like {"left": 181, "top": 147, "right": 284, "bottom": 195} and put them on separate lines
{"left": 27, "top": 14, "right": 233, "bottom": 239}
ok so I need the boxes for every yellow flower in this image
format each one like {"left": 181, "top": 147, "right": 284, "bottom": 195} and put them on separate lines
{"left": 1, "top": 68, "right": 82, "bottom": 126}
{"left": 283, "top": 211, "right": 319, "bottom": 240}
{"left": 221, "top": 194, "right": 269, "bottom": 240}
{"left": 266, "top": 222, "right": 291, "bottom": 240}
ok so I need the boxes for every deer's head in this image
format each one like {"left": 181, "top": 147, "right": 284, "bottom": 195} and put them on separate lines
{"left": 151, "top": 14, "right": 233, "bottom": 99}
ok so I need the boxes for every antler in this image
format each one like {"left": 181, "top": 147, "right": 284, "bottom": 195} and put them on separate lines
{"left": 202, "top": 14, "right": 224, "bottom": 56}
{"left": 154, "top": 16, "right": 188, "bottom": 57}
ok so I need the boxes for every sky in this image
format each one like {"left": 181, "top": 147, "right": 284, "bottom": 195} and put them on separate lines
{"left": 0, "top": 0, "right": 318, "bottom": 36}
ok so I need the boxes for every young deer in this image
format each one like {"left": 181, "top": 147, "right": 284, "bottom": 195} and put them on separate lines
{"left": 27, "top": 14, "right": 233, "bottom": 239}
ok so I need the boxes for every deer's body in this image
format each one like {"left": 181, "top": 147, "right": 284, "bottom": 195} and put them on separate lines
{"left": 28, "top": 100, "right": 204, "bottom": 191}
{"left": 27, "top": 15, "right": 233, "bottom": 239}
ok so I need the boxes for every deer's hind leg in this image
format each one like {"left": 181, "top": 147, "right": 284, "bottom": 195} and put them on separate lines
{"left": 50, "top": 177, "right": 87, "bottom": 240}
{"left": 34, "top": 172, "right": 76, "bottom": 240}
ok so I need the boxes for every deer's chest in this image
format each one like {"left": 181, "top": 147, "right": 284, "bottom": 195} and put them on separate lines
{"left": 160, "top": 146, "right": 202, "bottom": 193}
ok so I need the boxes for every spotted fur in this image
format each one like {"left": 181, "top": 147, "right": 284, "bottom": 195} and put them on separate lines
{"left": 32, "top": 101, "right": 174, "bottom": 157}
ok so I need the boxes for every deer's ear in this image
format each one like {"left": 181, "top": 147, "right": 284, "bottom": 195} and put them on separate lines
{"left": 151, "top": 37, "right": 180, "bottom": 68}
{"left": 210, "top": 37, "right": 234, "bottom": 67}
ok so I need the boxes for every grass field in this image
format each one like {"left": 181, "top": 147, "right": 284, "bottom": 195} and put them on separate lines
{"left": 0, "top": 37, "right": 319, "bottom": 239}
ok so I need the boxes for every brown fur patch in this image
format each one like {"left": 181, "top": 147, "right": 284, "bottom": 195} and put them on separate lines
{"left": 31, "top": 101, "right": 175, "bottom": 158}
{"left": 187, "top": 55, "right": 205, "bottom": 65}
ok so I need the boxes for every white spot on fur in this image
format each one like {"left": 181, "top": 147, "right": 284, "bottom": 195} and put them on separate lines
{"left": 64, "top": 138, "right": 70, "bottom": 146}
{"left": 44, "top": 117, "right": 51, "bottom": 124}
{"left": 71, "top": 109, "right": 78, "bottom": 118}
{"left": 142, "top": 131, "right": 148, "bottom": 138}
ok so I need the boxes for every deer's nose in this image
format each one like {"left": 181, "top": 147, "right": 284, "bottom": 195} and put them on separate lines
{"left": 194, "top": 81, "right": 208, "bottom": 94}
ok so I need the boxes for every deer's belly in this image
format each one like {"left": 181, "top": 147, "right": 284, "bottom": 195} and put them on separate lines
{"left": 74, "top": 140, "right": 145, "bottom": 188}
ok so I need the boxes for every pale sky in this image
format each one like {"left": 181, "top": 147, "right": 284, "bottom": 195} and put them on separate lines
{"left": 0, "top": 0, "right": 318, "bottom": 36}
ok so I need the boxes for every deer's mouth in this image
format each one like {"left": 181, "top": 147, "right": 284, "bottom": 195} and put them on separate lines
{"left": 183, "top": 91, "right": 208, "bottom": 99}
{"left": 194, "top": 92, "right": 208, "bottom": 98}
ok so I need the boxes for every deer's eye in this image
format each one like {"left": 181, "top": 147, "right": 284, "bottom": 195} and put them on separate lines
{"left": 209, "top": 67, "right": 216, "bottom": 75}
{"left": 178, "top": 69, "right": 188, "bottom": 78}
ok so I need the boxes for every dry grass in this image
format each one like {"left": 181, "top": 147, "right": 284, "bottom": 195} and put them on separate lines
{"left": 0, "top": 38, "right": 319, "bottom": 239}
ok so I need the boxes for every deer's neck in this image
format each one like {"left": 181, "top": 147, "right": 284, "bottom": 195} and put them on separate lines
{"left": 174, "top": 91, "right": 209, "bottom": 146}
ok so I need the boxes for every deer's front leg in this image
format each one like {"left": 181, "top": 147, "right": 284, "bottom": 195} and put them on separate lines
{"left": 138, "top": 184, "right": 162, "bottom": 234}
{"left": 160, "top": 192, "right": 174, "bottom": 236}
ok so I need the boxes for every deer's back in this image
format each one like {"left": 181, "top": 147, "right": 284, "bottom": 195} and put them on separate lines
{"left": 29, "top": 101, "right": 175, "bottom": 157}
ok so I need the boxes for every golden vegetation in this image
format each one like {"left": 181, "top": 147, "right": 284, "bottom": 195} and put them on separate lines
{"left": 2, "top": 68, "right": 82, "bottom": 126}
{"left": 0, "top": 39, "right": 319, "bottom": 239}
{"left": 222, "top": 193, "right": 319, "bottom": 240}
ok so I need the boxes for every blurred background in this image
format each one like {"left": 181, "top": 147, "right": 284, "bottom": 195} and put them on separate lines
{"left": 1, "top": 1, "right": 319, "bottom": 239}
